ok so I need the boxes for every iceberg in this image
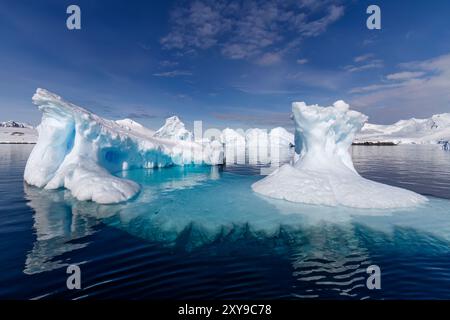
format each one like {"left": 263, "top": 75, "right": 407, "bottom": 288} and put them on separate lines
{"left": 115, "top": 118, "right": 156, "bottom": 137}
{"left": 221, "top": 128, "right": 246, "bottom": 165}
{"left": 269, "top": 127, "right": 294, "bottom": 164}
{"left": 252, "top": 101, "right": 427, "bottom": 209}
{"left": 219, "top": 127, "right": 294, "bottom": 165}
{"left": 154, "top": 115, "right": 193, "bottom": 141}
{"left": 246, "top": 128, "right": 270, "bottom": 164}
{"left": 24, "top": 89, "right": 223, "bottom": 204}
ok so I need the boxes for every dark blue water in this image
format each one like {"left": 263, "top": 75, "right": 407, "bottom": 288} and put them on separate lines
{"left": 1, "top": 144, "right": 450, "bottom": 299}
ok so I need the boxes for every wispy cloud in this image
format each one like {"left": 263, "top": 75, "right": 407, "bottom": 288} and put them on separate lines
{"left": 349, "top": 83, "right": 401, "bottom": 94}
{"left": 153, "top": 70, "right": 193, "bottom": 77}
{"left": 385, "top": 71, "right": 425, "bottom": 81}
{"left": 233, "top": 85, "right": 300, "bottom": 95}
{"left": 354, "top": 53, "right": 374, "bottom": 63}
{"left": 212, "top": 110, "right": 292, "bottom": 127}
{"left": 125, "top": 112, "right": 158, "bottom": 119}
{"left": 257, "top": 52, "right": 282, "bottom": 65}
{"left": 161, "top": 0, "right": 345, "bottom": 64}
{"left": 159, "top": 60, "right": 179, "bottom": 68}
{"left": 344, "top": 59, "right": 383, "bottom": 73}
{"left": 296, "top": 58, "right": 308, "bottom": 65}
{"left": 350, "top": 53, "right": 450, "bottom": 121}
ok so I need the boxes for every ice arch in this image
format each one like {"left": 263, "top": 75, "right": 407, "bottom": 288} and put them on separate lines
{"left": 252, "top": 101, "right": 427, "bottom": 209}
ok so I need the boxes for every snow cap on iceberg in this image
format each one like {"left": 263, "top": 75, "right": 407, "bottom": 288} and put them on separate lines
{"left": 252, "top": 100, "right": 427, "bottom": 209}
{"left": 154, "top": 116, "right": 193, "bottom": 141}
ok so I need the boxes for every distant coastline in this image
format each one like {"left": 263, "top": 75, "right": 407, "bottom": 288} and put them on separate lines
{"left": 0, "top": 142, "right": 36, "bottom": 144}
{"left": 352, "top": 141, "right": 397, "bottom": 146}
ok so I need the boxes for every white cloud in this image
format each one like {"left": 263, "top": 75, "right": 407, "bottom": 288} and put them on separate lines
{"left": 160, "top": 60, "right": 179, "bottom": 68}
{"left": 354, "top": 53, "right": 373, "bottom": 63}
{"left": 153, "top": 70, "right": 193, "bottom": 77}
{"left": 385, "top": 71, "right": 425, "bottom": 81}
{"left": 344, "top": 59, "right": 383, "bottom": 73}
{"left": 296, "top": 58, "right": 308, "bottom": 64}
{"left": 296, "top": 4, "right": 344, "bottom": 37}
{"left": 349, "top": 83, "right": 402, "bottom": 94}
{"left": 161, "top": 0, "right": 345, "bottom": 63}
{"left": 257, "top": 52, "right": 282, "bottom": 65}
{"left": 350, "top": 53, "right": 450, "bottom": 121}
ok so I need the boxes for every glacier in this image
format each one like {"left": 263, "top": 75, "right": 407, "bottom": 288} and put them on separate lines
{"left": 355, "top": 113, "right": 450, "bottom": 145}
{"left": 252, "top": 101, "right": 428, "bottom": 209}
{"left": 24, "top": 89, "right": 223, "bottom": 204}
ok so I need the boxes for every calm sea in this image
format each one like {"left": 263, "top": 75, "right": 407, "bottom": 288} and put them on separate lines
{"left": 1, "top": 144, "right": 450, "bottom": 299}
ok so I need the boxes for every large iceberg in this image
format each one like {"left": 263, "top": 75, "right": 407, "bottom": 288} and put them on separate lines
{"left": 220, "top": 127, "right": 294, "bottom": 165}
{"left": 252, "top": 101, "right": 427, "bottom": 209}
{"left": 221, "top": 128, "right": 246, "bottom": 165}
{"left": 24, "top": 89, "right": 223, "bottom": 204}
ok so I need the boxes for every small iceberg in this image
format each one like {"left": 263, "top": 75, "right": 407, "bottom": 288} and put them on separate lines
{"left": 252, "top": 100, "right": 427, "bottom": 209}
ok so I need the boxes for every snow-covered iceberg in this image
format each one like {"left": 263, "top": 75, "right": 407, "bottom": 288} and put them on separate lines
{"left": 219, "top": 127, "right": 294, "bottom": 165}
{"left": 24, "top": 89, "right": 223, "bottom": 204}
{"left": 252, "top": 101, "right": 427, "bottom": 209}
{"left": 269, "top": 127, "right": 294, "bottom": 164}
{"left": 154, "top": 116, "right": 193, "bottom": 141}
{"left": 246, "top": 128, "right": 270, "bottom": 164}
{"left": 221, "top": 128, "right": 246, "bottom": 165}
{"left": 115, "top": 118, "right": 156, "bottom": 137}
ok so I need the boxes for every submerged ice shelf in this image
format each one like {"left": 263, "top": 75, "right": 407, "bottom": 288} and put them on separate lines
{"left": 252, "top": 101, "right": 427, "bottom": 209}
{"left": 24, "top": 89, "right": 222, "bottom": 204}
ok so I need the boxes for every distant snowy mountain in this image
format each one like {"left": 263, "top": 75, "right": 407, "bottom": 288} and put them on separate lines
{"left": 355, "top": 113, "right": 450, "bottom": 144}
{"left": 0, "top": 120, "right": 37, "bottom": 143}
{"left": 0, "top": 120, "right": 33, "bottom": 129}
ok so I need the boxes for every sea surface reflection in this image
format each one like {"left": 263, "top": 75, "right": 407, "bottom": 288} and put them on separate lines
{"left": 1, "top": 144, "right": 450, "bottom": 299}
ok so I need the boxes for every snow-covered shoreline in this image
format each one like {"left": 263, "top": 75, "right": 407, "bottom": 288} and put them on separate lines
{"left": 354, "top": 113, "right": 450, "bottom": 145}
{"left": 5, "top": 103, "right": 450, "bottom": 147}
{"left": 0, "top": 121, "right": 38, "bottom": 144}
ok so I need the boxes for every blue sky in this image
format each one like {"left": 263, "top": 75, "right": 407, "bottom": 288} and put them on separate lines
{"left": 1, "top": 0, "right": 450, "bottom": 129}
